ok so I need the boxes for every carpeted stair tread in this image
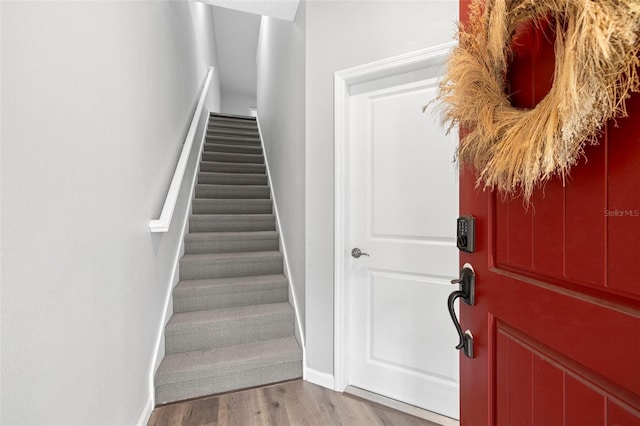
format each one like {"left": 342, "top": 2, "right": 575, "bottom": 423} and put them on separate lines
{"left": 202, "top": 151, "right": 264, "bottom": 164}
{"left": 205, "top": 135, "right": 261, "bottom": 145}
{"left": 167, "top": 302, "right": 292, "bottom": 328}
{"left": 208, "top": 124, "right": 258, "bottom": 131}
{"left": 185, "top": 230, "right": 278, "bottom": 241}
{"left": 210, "top": 118, "right": 256, "bottom": 124}
{"left": 165, "top": 302, "right": 294, "bottom": 353}
{"left": 208, "top": 123, "right": 258, "bottom": 132}
{"left": 194, "top": 184, "right": 270, "bottom": 199}
{"left": 207, "top": 127, "right": 258, "bottom": 135}
{"left": 207, "top": 128, "right": 260, "bottom": 136}
{"left": 207, "top": 126, "right": 258, "bottom": 134}
{"left": 191, "top": 198, "right": 272, "bottom": 214}
{"left": 184, "top": 230, "right": 279, "bottom": 254}
{"left": 156, "top": 337, "right": 301, "bottom": 384}
{"left": 154, "top": 337, "right": 302, "bottom": 404}
{"left": 204, "top": 143, "right": 262, "bottom": 154}
{"left": 197, "top": 172, "right": 267, "bottom": 186}
{"left": 180, "top": 250, "right": 283, "bottom": 264}
{"left": 189, "top": 214, "right": 276, "bottom": 232}
{"left": 173, "top": 274, "right": 288, "bottom": 312}
{"left": 210, "top": 112, "right": 256, "bottom": 121}
{"left": 179, "top": 250, "right": 283, "bottom": 280}
{"left": 200, "top": 161, "right": 265, "bottom": 174}
{"left": 175, "top": 274, "right": 288, "bottom": 294}
{"left": 207, "top": 129, "right": 260, "bottom": 138}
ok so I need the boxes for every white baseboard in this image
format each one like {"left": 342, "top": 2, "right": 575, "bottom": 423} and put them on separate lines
{"left": 305, "top": 367, "right": 336, "bottom": 390}
{"left": 345, "top": 386, "right": 459, "bottom": 426}
{"left": 255, "top": 115, "right": 306, "bottom": 351}
{"left": 136, "top": 396, "right": 154, "bottom": 426}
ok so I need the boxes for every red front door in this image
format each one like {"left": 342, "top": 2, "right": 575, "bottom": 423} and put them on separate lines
{"left": 458, "top": 1, "right": 640, "bottom": 424}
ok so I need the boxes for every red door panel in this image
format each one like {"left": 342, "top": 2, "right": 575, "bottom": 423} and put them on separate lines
{"left": 532, "top": 356, "right": 563, "bottom": 426}
{"left": 458, "top": 1, "right": 640, "bottom": 424}
{"left": 564, "top": 141, "right": 607, "bottom": 287}
{"left": 608, "top": 94, "right": 640, "bottom": 295}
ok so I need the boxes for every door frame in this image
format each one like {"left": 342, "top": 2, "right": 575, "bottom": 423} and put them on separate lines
{"left": 333, "top": 41, "right": 457, "bottom": 392}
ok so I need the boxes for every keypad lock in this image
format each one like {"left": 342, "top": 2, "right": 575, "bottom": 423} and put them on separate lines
{"left": 457, "top": 215, "right": 476, "bottom": 253}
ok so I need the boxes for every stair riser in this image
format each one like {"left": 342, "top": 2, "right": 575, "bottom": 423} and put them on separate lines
{"left": 209, "top": 116, "right": 256, "bottom": 124}
{"left": 155, "top": 361, "right": 302, "bottom": 405}
{"left": 209, "top": 124, "right": 258, "bottom": 132}
{"left": 189, "top": 217, "right": 276, "bottom": 233}
{"left": 205, "top": 135, "right": 261, "bottom": 145}
{"left": 200, "top": 162, "right": 265, "bottom": 174}
{"left": 174, "top": 287, "right": 288, "bottom": 313}
{"left": 198, "top": 173, "right": 267, "bottom": 186}
{"left": 185, "top": 238, "right": 279, "bottom": 255}
{"left": 192, "top": 200, "right": 272, "bottom": 215}
{"left": 207, "top": 135, "right": 261, "bottom": 144}
{"left": 166, "top": 313, "right": 294, "bottom": 354}
{"left": 195, "top": 185, "right": 270, "bottom": 199}
{"left": 202, "top": 152, "right": 264, "bottom": 164}
{"left": 207, "top": 129, "right": 260, "bottom": 137}
{"left": 208, "top": 124, "right": 258, "bottom": 131}
{"left": 204, "top": 144, "right": 262, "bottom": 154}
{"left": 180, "top": 257, "right": 282, "bottom": 280}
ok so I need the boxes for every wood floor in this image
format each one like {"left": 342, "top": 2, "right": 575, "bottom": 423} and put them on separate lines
{"left": 148, "top": 380, "right": 441, "bottom": 426}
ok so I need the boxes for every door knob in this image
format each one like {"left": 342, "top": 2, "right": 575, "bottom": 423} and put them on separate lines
{"left": 447, "top": 263, "right": 475, "bottom": 358}
{"left": 351, "top": 248, "right": 370, "bottom": 258}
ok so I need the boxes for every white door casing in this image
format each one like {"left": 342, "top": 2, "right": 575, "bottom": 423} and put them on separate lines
{"left": 334, "top": 43, "right": 460, "bottom": 419}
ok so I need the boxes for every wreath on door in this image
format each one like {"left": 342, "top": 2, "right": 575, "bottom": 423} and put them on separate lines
{"left": 437, "top": 0, "right": 640, "bottom": 201}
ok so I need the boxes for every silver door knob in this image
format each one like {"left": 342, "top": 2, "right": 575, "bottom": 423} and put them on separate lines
{"left": 351, "top": 248, "right": 370, "bottom": 258}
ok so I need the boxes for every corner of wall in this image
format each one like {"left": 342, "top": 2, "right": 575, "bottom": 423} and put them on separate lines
{"left": 135, "top": 397, "right": 154, "bottom": 426}
{"left": 255, "top": 116, "right": 306, "bottom": 352}
{"left": 304, "top": 367, "right": 336, "bottom": 391}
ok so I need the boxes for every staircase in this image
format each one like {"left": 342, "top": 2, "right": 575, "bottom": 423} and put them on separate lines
{"left": 154, "top": 113, "right": 303, "bottom": 405}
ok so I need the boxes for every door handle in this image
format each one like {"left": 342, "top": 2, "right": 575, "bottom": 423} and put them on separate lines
{"left": 447, "top": 264, "right": 475, "bottom": 358}
{"left": 351, "top": 248, "right": 370, "bottom": 258}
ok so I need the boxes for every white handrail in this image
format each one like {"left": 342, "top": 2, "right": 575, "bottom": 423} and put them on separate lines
{"left": 149, "top": 66, "right": 214, "bottom": 232}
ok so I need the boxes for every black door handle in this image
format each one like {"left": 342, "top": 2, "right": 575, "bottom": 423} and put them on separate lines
{"left": 448, "top": 264, "right": 475, "bottom": 358}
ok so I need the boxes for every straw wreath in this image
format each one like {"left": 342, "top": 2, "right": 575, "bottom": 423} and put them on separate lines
{"left": 436, "top": 0, "right": 640, "bottom": 200}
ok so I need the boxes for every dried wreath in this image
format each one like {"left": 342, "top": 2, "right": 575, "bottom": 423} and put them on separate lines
{"left": 437, "top": 0, "right": 640, "bottom": 200}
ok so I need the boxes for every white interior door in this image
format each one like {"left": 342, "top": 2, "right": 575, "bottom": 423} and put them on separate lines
{"left": 346, "top": 75, "right": 460, "bottom": 419}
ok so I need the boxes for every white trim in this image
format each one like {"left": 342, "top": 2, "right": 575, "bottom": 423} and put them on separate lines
{"left": 255, "top": 116, "right": 306, "bottom": 352}
{"left": 333, "top": 70, "right": 350, "bottom": 393}
{"left": 333, "top": 42, "right": 456, "bottom": 89}
{"left": 149, "top": 66, "right": 214, "bottom": 232}
{"left": 345, "top": 386, "right": 460, "bottom": 426}
{"left": 135, "top": 396, "right": 154, "bottom": 426}
{"left": 305, "top": 368, "right": 336, "bottom": 390}
{"left": 333, "top": 43, "right": 456, "bottom": 393}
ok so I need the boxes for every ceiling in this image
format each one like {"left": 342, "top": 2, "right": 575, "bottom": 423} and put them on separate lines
{"left": 211, "top": 6, "right": 262, "bottom": 98}
{"left": 198, "top": 0, "right": 300, "bottom": 21}
{"left": 198, "top": 0, "right": 300, "bottom": 100}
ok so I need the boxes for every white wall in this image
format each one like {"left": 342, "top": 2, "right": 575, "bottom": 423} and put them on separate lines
{"left": 212, "top": 5, "right": 261, "bottom": 112}
{"left": 0, "top": 1, "right": 220, "bottom": 424}
{"left": 256, "top": 6, "right": 306, "bottom": 340}
{"left": 304, "top": 0, "right": 459, "bottom": 376}
{"left": 221, "top": 92, "right": 258, "bottom": 116}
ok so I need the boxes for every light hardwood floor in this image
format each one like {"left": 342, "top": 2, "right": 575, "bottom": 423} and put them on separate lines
{"left": 148, "top": 380, "right": 441, "bottom": 426}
